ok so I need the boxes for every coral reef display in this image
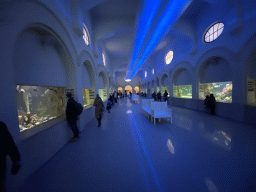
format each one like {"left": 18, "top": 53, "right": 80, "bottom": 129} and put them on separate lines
{"left": 16, "top": 85, "right": 65, "bottom": 132}
{"left": 199, "top": 81, "right": 232, "bottom": 103}
{"left": 173, "top": 85, "right": 192, "bottom": 99}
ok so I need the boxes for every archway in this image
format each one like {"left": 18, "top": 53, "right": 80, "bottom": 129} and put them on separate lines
{"left": 134, "top": 86, "right": 139, "bottom": 93}
{"left": 198, "top": 57, "right": 232, "bottom": 102}
{"left": 118, "top": 87, "right": 123, "bottom": 93}
{"left": 125, "top": 85, "right": 132, "bottom": 94}
{"left": 161, "top": 74, "right": 169, "bottom": 95}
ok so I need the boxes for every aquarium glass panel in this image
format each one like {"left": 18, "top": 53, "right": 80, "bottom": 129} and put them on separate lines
{"left": 82, "top": 89, "right": 90, "bottom": 107}
{"left": 99, "top": 89, "right": 108, "bottom": 102}
{"left": 173, "top": 85, "right": 192, "bottom": 99}
{"left": 161, "top": 86, "right": 169, "bottom": 96}
{"left": 198, "top": 81, "right": 232, "bottom": 103}
{"left": 15, "top": 85, "right": 65, "bottom": 132}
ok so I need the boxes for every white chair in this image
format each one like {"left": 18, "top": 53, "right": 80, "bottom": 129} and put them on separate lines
{"left": 151, "top": 101, "right": 172, "bottom": 124}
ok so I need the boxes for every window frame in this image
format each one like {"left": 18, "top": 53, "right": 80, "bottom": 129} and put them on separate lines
{"left": 165, "top": 50, "right": 174, "bottom": 65}
{"left": 102, "top": 52, "right": 106, "bottom": 66}
{"left": 203, "top": 22, "right": 224, "bottom": 43}
{"left": 83, "top": 23, "right": 90, "bottom": 46}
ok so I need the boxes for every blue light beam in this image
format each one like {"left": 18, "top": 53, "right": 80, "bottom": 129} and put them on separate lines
{"left": 128, "top": 0, "right": 193, "bottom": 79}
{"left": 128, "top": 113, "right": 164, "bottom": 192}
{"left": 126, "top": 0, "right": 162, "bottom": 79}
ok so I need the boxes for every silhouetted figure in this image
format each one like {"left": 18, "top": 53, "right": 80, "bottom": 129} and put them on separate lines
{"left": 106, "top": 97, "right": 112, "bottom": 113}
{"left": 152, "top": 92, "right": 157, "bottom": 101}
{"left": 157, "top": 91, "right": 161, "bottom": 102}
{"left": 204, "top": 95, "right": 210, "bottom": 107}
{"left": 209, "top": 94, "right": 216, "bottom": 115}
{"left": 164, "top": 90, "right": 168, "bottom": 102}
{"left": 0, "top": 121, "right": 21, "bottom": 192}
{"left": 66, "top": 93, "right": 80, "bottom": 142}
{"left": 110, "top": 94, "right": 115, "bottom": 106}
{"left": 93, "top": 94, "right": 104, "bottom": 127}
{"left": 204, "top": 94, "right": 216, "bottom": 115}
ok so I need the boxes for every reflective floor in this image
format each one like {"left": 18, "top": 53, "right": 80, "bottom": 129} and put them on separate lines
{"left": 21, "top": 97, "right": 256, "bottom": 192}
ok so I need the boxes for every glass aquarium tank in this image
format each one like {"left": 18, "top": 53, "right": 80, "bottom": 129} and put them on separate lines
{"left": 99, "top": 89, "right": 107, "bottom": 101}
{"left": 161, "top": 86, "right": 169, "bottom": 96}
{"left": 173, "top": 85, "right": 192, "bottom": 99}
{"left": 82, "top": 89, "right": 90, "bottom": 107}
{"left": 15, "top": 85, "right": 65, "bottom": 132}
{"left": 199, "top": 81, "right": 232, "bottom": 103}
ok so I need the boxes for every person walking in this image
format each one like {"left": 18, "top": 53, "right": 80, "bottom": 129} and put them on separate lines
{"left": 110, "top": 94, "right": 115, "bottom": 107}
{"left": 93, "top": 94, "right": 104, "bottom": 127}
{"left": 114, "top": 91, "right": 118, "bottom": 101}
{"left": 66, "top": 93, "right": 81, "bottom": 142}
{"left": 106, "top": 97, "right": 112, "bottom": 113}
{"left": 157, "top": 91, "right": 161, "bottom": 102}
{"left": 164, "top": 90, "right": 169, "bottom": 102}
{"left": 0, "top": 121, "right": 21, "bottom": 192}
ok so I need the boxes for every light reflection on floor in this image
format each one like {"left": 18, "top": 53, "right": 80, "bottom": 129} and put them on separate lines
{"left": 21, "top": 97, "right": 256, "bottom": 192}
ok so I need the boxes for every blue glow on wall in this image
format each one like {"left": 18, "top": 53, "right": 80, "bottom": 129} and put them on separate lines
{"left": 55, "top": 0, "right": 72, "bottom": 21}
{"left": 128, "top": 0, "right": 192, "bottom": 79}
{"left": 127, "top": 0, "right": 162, "bottom": 78}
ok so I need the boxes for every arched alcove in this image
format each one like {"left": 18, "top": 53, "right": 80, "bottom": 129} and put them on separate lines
{"left": 125, "top": 85, "right": 132, "bottom": 94}
{"left": 198, "top": 57, "right": 233, "bottom": 102}
{"left": 172, "top": 68, "right": 192, "bottom": 98}
{"left": 82, "top": 61, "right": 96, "bottom": 106}
{"left": 98, "top": 71, "right": 108, "bottom": 101}
{"left": 13, "top": 26, "right": 76, "bottom": 132}
{"left": 134, "top": 86, "right": 139, "bottom": 93}
{"left": 118, "top": 87, "right": 123, "bottom": 93}
{"left": 83, "top": 61, "right": 96, "bottom": 89}
{"left": 160, "top": 74, "right": 169, "bottom": 95}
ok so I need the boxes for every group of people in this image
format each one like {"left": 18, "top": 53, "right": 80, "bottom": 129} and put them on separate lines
{"left": 66, "top": 92, "right": 106, "bottom": 143}
{"left": 152, "top": 90, "right": 169, "bottom": 102}
{"left": 107, "top": 91, "right": 118, "bottom": 113}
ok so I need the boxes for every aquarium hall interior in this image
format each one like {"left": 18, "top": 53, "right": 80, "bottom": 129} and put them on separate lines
{"left": 1, "top": 0, "right": 256, "bottom": 191}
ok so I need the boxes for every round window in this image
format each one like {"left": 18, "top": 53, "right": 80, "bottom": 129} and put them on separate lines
{"left": 165, "top": 50, "right": 173, "bottom": 65}
{"left": 204, "top": 22, "right": 224, "bottom": 43}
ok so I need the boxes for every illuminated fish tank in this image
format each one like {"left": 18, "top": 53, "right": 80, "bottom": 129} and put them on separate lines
{"left": 199, "top": 81, "right": 232, "bottom": 103}
{"left": 173, "top": 85, "right": 192, "bottom": 99}
{"left": 99, "top": 89, "right": 107, "bottom": 102}
{"left": 15, "top": 85, "right": 65, "bottom": 132}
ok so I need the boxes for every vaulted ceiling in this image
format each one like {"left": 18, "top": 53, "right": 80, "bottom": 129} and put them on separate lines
{"left": 59, "top": 0, "right": 251, "bottom": 82}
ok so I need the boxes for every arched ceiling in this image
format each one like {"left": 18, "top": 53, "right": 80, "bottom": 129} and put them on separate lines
{"left": 58, "top": 0, "right": 252, "bottom": 83}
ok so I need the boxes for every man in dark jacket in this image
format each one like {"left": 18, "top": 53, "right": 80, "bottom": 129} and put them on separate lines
{"left": 66, "top": 93, "right": 80, "bottom": 142}
{"left": 152, "top": 91, "right": 157, "bottom": 101}
{"left": 0, "top": 121, "right": 21, "bottom": 192}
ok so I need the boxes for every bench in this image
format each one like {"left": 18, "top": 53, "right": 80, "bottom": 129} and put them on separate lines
{"left": 132, "top": 95, "right": 140, "bottom": 103}
{"left": 141, "top": 99, "right": 154, "bottom": 118}
{"left": 151, "top": 101, "right": 172, "bottom": 124}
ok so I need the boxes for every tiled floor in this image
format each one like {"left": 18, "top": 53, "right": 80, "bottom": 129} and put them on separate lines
{"left": 21, "top": 97, "right": 256, "bottom": 192}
